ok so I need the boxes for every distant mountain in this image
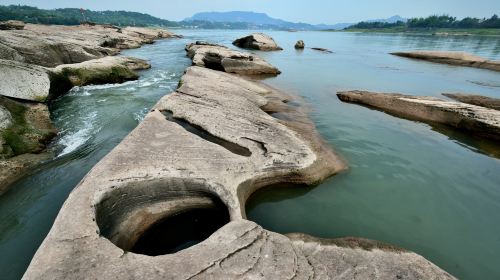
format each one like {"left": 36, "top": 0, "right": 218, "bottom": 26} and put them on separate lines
{"left": 184, "top": 12, "right": 407, "bottom": 30}
{"left": 184, "top": 11, "right": 336, "bottom": 30}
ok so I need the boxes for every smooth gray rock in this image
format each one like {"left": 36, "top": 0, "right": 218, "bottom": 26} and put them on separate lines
{"left": 295, "top": 40, "right": 305, "bottom": 49}
{"left": 24, "top": 67, "right": 452, "bottom": 279}
{"left": 186, "top": 41, "right": 281, "bottom": 75}
{"left": 233, "top": 33, "right": 283, "bottom": 51}
{"left": 443, "top": 93, "right": 500, "bottom": 111}
{"left": 337, "top": 90, "right": 500, "bottom": 140}
{"left": 391, "top": 51, "right": 500, "bottom": 72}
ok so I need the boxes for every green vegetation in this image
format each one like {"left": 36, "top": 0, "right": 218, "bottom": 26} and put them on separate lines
{"left": 0, "top": 5, "right": 178, "bottom": 27}
{"left": 345, "top": 15, "right": 500, "bottom": 35}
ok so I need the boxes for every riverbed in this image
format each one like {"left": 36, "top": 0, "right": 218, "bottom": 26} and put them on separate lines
{"left": 0, "top": 30, "right": 499, "bottom": 280}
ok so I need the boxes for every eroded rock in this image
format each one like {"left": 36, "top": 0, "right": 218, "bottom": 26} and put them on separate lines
{"left": 391, "top": 51, "right": 500, "bottom": 72}
{"left": 186, "top": 41, "right": 281, "bottom": 75}
{"left": 443, "top": 93, "right": 500, "bottom": 111}
{"left": 233, "top": 33, "right": 283, "bottom": 51}
{"left": 24, "top": 67, "right": 452, "bottom": 279}
{"left": 0, "top": 20, "right": 25, "bottom": 30}
{"left": 52, "top": 56, "right": 151, "bottom": 87}
{"left": 337, "top": 90, "right": 500, "bottom": 140}
{"left": 0, "top": 23, "right": 177, "bottom": 67}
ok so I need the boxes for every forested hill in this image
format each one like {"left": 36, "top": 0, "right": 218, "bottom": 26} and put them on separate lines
{"left": 346, "top": 15, "right": 500, "bottom": 30}
{"left": 0, "top": 5, "right": 179, "bottom": 27}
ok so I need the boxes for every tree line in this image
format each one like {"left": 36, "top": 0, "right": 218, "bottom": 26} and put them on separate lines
{"left": 0, "top": 5, "right": 179, "bottom": 27}
{"left": 347, "top": 15, "right": 500, "bottom": 29}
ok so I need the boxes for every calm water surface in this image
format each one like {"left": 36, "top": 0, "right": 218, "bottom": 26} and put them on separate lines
{"left": 0, "top": 30, "right": 499, "bottom": 279}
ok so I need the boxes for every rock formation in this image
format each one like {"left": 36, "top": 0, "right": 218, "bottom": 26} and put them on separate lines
{"left": 311, "top": 47, "right": 333, "bottom": 53}
{"left": 0, "top": 20, "right": 25, "bottom": 30}
{"left": 391, "top": 51, "right": 500, "bottom": 72}
{"left": 443, "top": 93, "right": 500, "bottom": 111}
{"left": 0, "top": 23, "right": 178, "bottom": 67}
{"left": 233, "top": 33, "right": 283, "bottom": 51}
{"left": 295, "top": 40, "right": 305, "bottom": 49}
{"left": 24, "top": 66, "right": 453, "bottom": 279}
{"left": 337, "top": 90, "right": 500, "bottom": 140}
{"left": 186, "top": 41, "right": 281, "bottom": 75}
{"left": 0, "top": 96, "right": 56, "bottom": 194}
{"left": 0, "top": 23, "right": 177, "bottom": 193}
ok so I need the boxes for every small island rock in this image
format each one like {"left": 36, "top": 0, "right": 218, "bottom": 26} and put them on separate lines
{"left": 233, "top": 33, "right": 283, "bottom": 51}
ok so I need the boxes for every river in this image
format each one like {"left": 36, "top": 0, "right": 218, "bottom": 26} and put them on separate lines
{"left": 1, "top": 30, "right": 499, "bottom": 279}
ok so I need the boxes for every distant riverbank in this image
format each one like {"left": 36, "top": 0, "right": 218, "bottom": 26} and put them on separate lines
{"left": 335, "top": 28, "right": 500, "bottom": 36}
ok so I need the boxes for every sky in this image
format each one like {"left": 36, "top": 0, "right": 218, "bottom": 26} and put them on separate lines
{"left": 1, "top": 0, "right": 499, "bottom": 24}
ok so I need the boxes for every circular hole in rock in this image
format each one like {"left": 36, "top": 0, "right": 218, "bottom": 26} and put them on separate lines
{"left": 95, "top": 179, "right": 230, "bottom": 256}
{"left": 131, "top": 205, "right": 229, "bottom": 256}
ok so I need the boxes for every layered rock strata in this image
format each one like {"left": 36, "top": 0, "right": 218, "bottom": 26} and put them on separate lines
{"left": 233, "top": 33, "right": 283, "bottom": 51}
{"left": 443, "top": 93, "right": 500, "bottom": 111}
{"left": 24, "top": 67, "right": 453, "bottom": 279}
{"left": 186, "top": 41, "right": 281, "bottom": 75}
{"left": 337, "top": 90, "right": 500, "bottom": 140}
{"left": 391, "top": 51, "right": 500, "bottom": 72}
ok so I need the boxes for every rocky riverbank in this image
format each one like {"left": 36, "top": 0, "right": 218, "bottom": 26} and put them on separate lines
{"left": 0, "top": 22, "right": 179, "bottom": 194}
{"left": 23, "top": 40, "right": 453, "bottom": 278}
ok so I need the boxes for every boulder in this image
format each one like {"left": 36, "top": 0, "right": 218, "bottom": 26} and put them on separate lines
{"left": 24, "top": 67, "right": 452, "bottom": 279}
{"left": 337, "top": 90, "right": 500, "bottom": 140}
{"left": 0, "top": 20, "right": 25, "bottom": 30}
{"left": 443, "top": 93, "right": 500, "bottom": 111}
{"left": 186, "top": 41, "right": 281, "bottom": 75}
{"left": 391, "top": 51, "right": 500, "bottom": 72}
{"left": 233, "top": 33, "right": 283, "bottom": 51}
{"left": 295, "top": 40, "right": 305, "bottom": 49}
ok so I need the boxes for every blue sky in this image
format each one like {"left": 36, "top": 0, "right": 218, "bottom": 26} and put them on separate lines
{"left": 1, "top": 0, "right": 499, "bottom": 24}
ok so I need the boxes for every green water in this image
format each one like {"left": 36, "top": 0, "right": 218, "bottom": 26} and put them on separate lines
{"left": 0, "top": 30, "right": 499, "bottom": 279}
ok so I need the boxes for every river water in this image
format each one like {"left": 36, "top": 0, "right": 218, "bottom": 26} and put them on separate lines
{"left": 0, "top": 30, "right": 499, "bottom": 279}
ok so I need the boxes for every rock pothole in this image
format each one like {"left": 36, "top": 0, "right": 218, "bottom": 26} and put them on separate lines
{"left": 95, "top": 179, "right": 230, "bottom": 256}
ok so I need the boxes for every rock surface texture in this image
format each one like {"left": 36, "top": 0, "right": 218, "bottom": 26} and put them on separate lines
{"left": 391, "top": 51, "right": 500, "bottom": 72}
{"left": 186, "top": 41, "right": 281, "bottom": 75}
{"left": 233, "top": 33, "right": 283, "bottom": 51}
{"left": 295, "top": 40, "right": 305, "bottom": 49}
{"left": 0, "top": 23, "right": 178, "bottom": 67}
{"left": 24, "top": 67, "right": 453, "bottom": 279}
{"left": 0, "top": 23, "right": 177, "bottom": 193}
{"left": 443, "top": 93, "right": 500, "bottom": 111}
{"left": 337, "top": 91, "right": 500, "bottom": 140}
{"left": 0, "top": 20, "right": 25, "bottom": 30}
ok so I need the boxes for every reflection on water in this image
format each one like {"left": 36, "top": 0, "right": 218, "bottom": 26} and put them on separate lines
{"left": 0, "top": 30, "right": 499, "bottom": 280}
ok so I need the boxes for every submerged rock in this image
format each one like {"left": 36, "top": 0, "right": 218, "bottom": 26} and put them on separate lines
{"left": 186, "top": 41, "right": 281, "bottom": 75}
{"left": 443, "top": 93, "right": 500, "bottom": 111}
{"left": 295, "top": 40, "right": 305, "bottom": 49}
{"left": 0, "top": 20, "right": 25, "bottom": 30}
{"left": 233, "top": 33, "right": 283, "bottom": 51}
{"left": 311, "top": 47, "right": 333, "bottom": 53}
{"left": 24, "top": 67, "right": 452, "bottom": 279}
{"left": 337, "top": 90, "right": 500, "bottom": 140}
{"left": 391, "top": 51, "right": 500, "bottom": 72}
{"left": 0, "top": 23, "right": 178, "bottom": 67}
